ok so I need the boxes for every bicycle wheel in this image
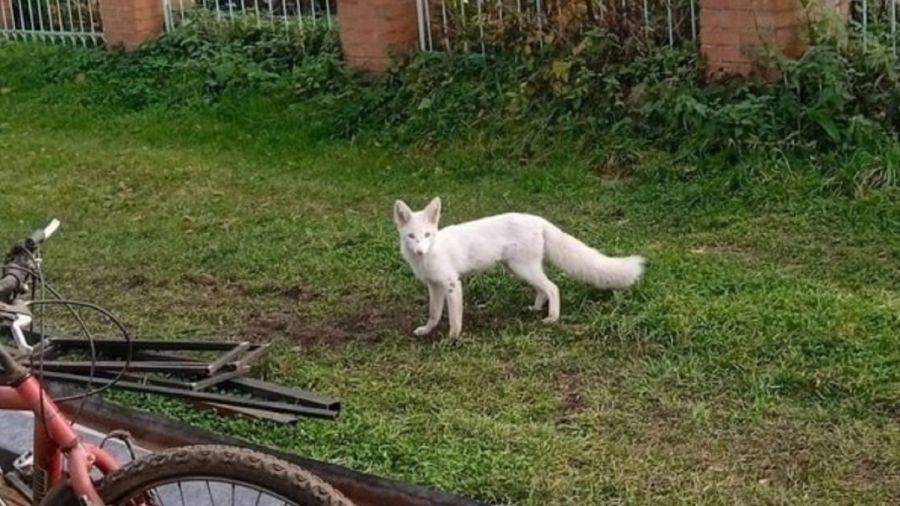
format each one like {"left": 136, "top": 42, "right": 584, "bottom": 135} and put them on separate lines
{"left": 43, "top": 445, "right": 356, "bottom": 506}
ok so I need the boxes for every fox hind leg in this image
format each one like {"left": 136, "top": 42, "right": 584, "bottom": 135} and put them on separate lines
{"left": 530, "top": 291, "right": 547, "bottom": 311}
{"left": 508, "top": 259, "right": 560, "bottom": 322}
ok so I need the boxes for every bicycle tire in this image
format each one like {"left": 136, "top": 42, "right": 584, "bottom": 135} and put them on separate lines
{"left": 41, "top": 444, "right": 356, "bottom": 506}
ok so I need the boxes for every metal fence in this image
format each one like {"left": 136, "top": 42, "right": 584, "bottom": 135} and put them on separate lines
{"left": 0, "top": 0, "right": 102, "bottom": 44}
{"left": 415, "top": 0, "right": 698, "bottom": 53}
{"left": 162, "top": 0, "right": 336, "bottom": 31}
{"left": 854, "top": 0, "right": 900, "bottom": 54}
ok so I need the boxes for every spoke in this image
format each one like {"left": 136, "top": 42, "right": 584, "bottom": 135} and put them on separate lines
{"left": 206, "top": 480, "right": 216, "bottom": 506}
{"left": 177, "top": 482, "right": 187, "bottom": 506}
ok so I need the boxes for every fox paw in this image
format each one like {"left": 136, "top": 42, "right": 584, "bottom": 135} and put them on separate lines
{"left": 542, "top": 315, "right": 559, "bottom": 324}
{"left": 414, "top": 325, "right": 434, "bottom": 336}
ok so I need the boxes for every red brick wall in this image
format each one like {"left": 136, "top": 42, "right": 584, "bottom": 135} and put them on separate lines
{"left": 337, "top": 0, "right": 420, "bottom": 72}
{"left": 700, "top": 0, "right": 851, "bottom": 79}
{"left": 100, "top": 0, "right": 165, "bottom": 50}
{"left": 700, "top": 0, "right": 806, "bottom": 79}
{"left": 0, "top": 0, "right": 14, "bottom": 30}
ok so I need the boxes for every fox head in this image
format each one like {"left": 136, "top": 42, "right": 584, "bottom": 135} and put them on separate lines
{"left": 393, "top": 197, "right": 441, "bottom": 257}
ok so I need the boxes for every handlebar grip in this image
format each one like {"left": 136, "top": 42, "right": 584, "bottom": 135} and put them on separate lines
{"left": 43, "top": 218, "right": 61, "bottom": 240}
{"left": 27, "top": 218, "right": 61, "bottom": 247}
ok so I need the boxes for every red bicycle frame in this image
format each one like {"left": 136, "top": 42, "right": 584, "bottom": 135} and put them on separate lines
{"left": 0, "top": 371, "right": 119, "bottom": 505}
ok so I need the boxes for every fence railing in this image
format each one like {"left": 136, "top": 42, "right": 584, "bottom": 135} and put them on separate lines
{"left": 0, "top": 0, "right": 102, "bottom": 44}
{"left": 162, "top": 0, "right": 336, "bottom": 31}
{"left": 853, "top": 0, "right": 900, "bottom": 54}
{"left": 415, "top": 0, "right": 698, "bottom": 53}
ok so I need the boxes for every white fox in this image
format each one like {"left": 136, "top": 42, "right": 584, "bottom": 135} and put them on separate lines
{"left": 393, "top": 197, "right": 645, "bottom": 338}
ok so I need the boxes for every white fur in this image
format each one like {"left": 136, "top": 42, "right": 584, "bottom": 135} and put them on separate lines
{"left": 393, "top": 198, "right": 645, "bottom": 338}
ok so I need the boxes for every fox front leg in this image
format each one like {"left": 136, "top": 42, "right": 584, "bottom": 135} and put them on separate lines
{"left": 446, "top": 278, "right": 463, "bottom": 338}
{"left": 415, "top": 281, "right": 446, "bottom": 336}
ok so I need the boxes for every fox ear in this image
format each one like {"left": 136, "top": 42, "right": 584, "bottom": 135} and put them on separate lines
{"left": 425, "top": 197, "right": 441, "bottom": 225}
{"left": 394, "top": 200, "right": 412, "bottom": 227}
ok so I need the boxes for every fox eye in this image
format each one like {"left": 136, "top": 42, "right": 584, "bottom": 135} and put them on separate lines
{"left": 407, "top": 233, "right": 415, "bottom": 239}
{"left": 424, "top": 233, "right": 431, "bottom": 238}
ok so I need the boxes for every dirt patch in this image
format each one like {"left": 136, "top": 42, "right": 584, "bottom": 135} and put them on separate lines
{"left": 178, "top": 271, "right": 418, "bottom": 347}
{"left": 844, "top": 457, "right": 899, "bottom": 492}
{"left": 241, "top": 301, "right": 416, "bottom": 347}
{"left": 182, "top": 272, "right": 317, "bottom": 301}
{"left": 554, "top": 371, "right": 586, "bottom": 424}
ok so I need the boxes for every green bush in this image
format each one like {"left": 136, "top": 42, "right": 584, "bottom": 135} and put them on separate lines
{"left": 41, "top": 10, "right": 340, "bottom": 108}
{"left": 4, "top": 10, "right": 896, "bottom": 194}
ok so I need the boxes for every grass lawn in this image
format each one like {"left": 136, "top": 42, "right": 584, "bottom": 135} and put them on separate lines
{"left": 1, "top": 42, "right": 899, "bottom": 505}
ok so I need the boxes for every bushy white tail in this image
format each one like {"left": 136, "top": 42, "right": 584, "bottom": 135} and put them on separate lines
{"left": 542, "top": 224, "right": 644, "bottom": 289}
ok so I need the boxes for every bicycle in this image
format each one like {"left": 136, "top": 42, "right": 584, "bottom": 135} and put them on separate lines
{"left": 0, "top": 220, "right": 355, "bottom": 506}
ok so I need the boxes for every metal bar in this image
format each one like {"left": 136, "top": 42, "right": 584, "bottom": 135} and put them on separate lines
{"left": 415, "top": 0, "right": 426, "bottom": 49}
{"left": 32, "top": 360, "right": 226, "bottom": 374}
{"left": 100, "top": 368, "right": 246, "bottom": 392}
{"left": 26, "top": 0, "right": 36, "bottom": 36}
{"left": 666, "top": 0, "right": 673, "bottom": 46}
{"left": 476, "top": 0, "right": 484, "bottom": 53}
{"left": 92, "top": 366, "right": 339, "bottom": 409}
{"left": 863, "top": 0, "right": 868, "bottom": 51}
{"left": 189, "top": 368, "right": 246, "bottom": 391}
{"left": 43, "top": 371, "right": 339, "bottom": 420}
{"left": 193, "top": 401, "right": 300, "bottom": 423}
{"left": 46, "top": 337, "right": 246, "bottom": 352}
{"left": 54, "top": 0, "right": 66, "bottom": 33}
{"left": 460, "top": 0, "right": 467, "bottom": 52}
{"left": 643, "top": 0, "right": 649, "bottom": 31}
{"left": 100, "top": 370, "right": 204, "bottom": 390}
{"left": 423, "top": 0, "right": 433, "bottom": 50}
{"left": 205, "top": 341, "right": 250, "bottom": 374}
{"left": 86, "top": 0, "right": 96, "bottom": 35}
{"left": 892, "top": 0, "right": 897, "bottom": 56}
{"left": 441, "top": 0, "right": 448, "bottom": 50}
{"left": 232, "top": 342, "right": 270, "bottom": 368}
{"left": 0, "top": 27, "right": 101, "bottom": 39}
{"left": 74, "top": 0, "right": 85, "bottom": 33}
{"left": 34, "top": 0, "right": 47, "bottom": 34}
{"left": 690, "top": 0, "right": 696, "bottom": 42}
{"left": 227, "top": 376, "right": 340, "bottom": 410}
{"left": 163, "top": 0, "right": 172, "bottom": 30}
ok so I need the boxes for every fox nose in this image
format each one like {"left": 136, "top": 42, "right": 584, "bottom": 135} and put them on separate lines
{"left": 415, "top": 248, "right": 425, "bottom": 255}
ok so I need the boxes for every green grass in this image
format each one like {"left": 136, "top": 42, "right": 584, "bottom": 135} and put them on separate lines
{"left": 1, "top": 41, "right": 900, "bottom": 505}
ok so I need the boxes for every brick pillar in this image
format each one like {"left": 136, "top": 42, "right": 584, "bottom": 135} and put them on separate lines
{"left": 700, "top": 0, "right": 807, "bottom": 79}
{"left": 833, "top": 0, "right": 851, "bottom": 19}
{"left": 337, "top": 0, "right": 420, "bottom": 73}
{"left": 100, "top": 0, "right": 165, "bottom": 50}
{"left": 0, "top": 0, "right": 15, "bottom": 30}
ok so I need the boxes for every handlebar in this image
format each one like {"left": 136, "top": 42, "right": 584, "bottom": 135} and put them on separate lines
{"left": 0, "top": 218, "right": 61, "bottom": 300}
